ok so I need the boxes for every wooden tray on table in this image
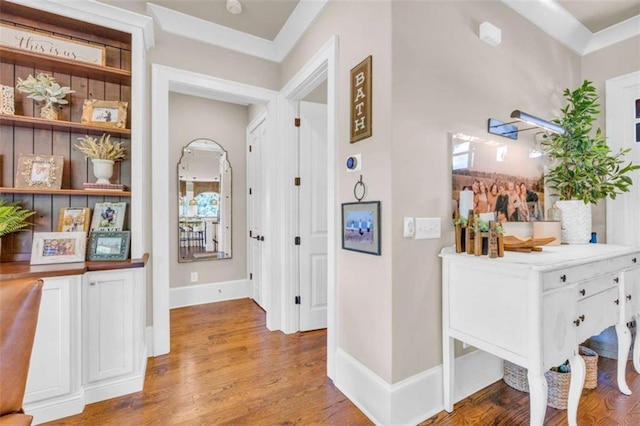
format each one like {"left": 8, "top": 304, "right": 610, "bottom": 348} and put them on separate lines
{"left": 503, "top": 235, "right": 556, "bottom": 252}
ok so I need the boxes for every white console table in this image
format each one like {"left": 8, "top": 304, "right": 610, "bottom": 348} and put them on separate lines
{"left": 441, "top": 244, "right": 640, "bottom": 426}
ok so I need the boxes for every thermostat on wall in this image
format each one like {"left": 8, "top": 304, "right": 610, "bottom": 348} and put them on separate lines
{"left": 346, "top": 154, "right": 362, "bottom": 172}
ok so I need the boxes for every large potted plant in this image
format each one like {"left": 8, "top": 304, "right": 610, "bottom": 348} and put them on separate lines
{"left": 542, "top": 80, "right": 640, "bottom": 243}
{"left": 0, "top": 199, "right": 36, "bottom": 257}
{"left": 16, "top": 73, "right": 74, "bottom": 120}
{"left": 75, "top": 133, "right": 127, "bottom": 184}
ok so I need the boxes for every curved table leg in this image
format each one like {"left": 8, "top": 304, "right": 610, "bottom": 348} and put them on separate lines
{"left": 527, "top": 370, "right": 547, "bottom": 426}
{"left": 567, "top": 354, "right": 585, "bottom": 426}
{"left": 615, "top": 322, "right": 633, "bottom": 395}
{"left": 634, "top": 317, "right": 640, "bottom": 374}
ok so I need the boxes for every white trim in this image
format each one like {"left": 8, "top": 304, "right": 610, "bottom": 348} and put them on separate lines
{"left": 169, "top": 280, "right": 252, "bottom": 309}
{"left": 151, "top": 64, "right": 277, "bottom": 356}
{"left": 6, "top": 0, "right": 154, "bottom": 50}
{"left": 25, "top": 391, "right": 85, "bottom": 426}
{"left": 334, "top": 348, "right": 503, "bottom": 425}
{"left": 277, "top": 36, "right": 338, "bottom": 379}
{"left": 501, "top": 0, "right": 640, "bottom": 56}
{"left": 147, "top": 0, "right": 327, "bottom": 63}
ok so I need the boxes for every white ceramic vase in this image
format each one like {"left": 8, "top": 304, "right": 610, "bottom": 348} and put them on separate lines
{"left": 92, "top": 159, "right": 114, "bottom": 184}
{"left": 556, "top": 200, "right": 592, "bottom": 244}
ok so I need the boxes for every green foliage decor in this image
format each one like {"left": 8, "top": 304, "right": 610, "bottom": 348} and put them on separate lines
{"left": 0, "top": 199, "right": 36, "bottom": 238}
{"left": 16, "top": 73, "right": 74, "bottom": 109}
{"left": 542, "top": 80, "right": 640, "bottom": 204}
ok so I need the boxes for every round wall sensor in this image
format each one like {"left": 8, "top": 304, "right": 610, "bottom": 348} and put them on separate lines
{"left": 226, "top": 0, "right": 242, "bottom": 15}
{"left": 346, "top": 156, "right": 358, "bottom": 170}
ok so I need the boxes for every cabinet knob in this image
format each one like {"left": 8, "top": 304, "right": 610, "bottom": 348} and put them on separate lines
{"left": 633, "top": 257, "right": 637, "bottom": 264}
{"left": 574, "top": 319, "right": 581, "bottom": 326}
{"left": 560, "top": 274, "right": 567, "bottom": 283}
{"left": 579, "top": 314, "right": 585, "bottom": 322}
{"left": 627, "top": 294, "right": 632, "bottom": 301}
{"left": 615, "top": 299, "right": 620, "bottom": 305}
{"left": 579, "top": 289, "right": 586, "bottom": 296}
{"left": 614, "top": 277, "right": 619, "bottom": 283}
{"left": 90, "top": 281, "right": 96, "bottom": 286}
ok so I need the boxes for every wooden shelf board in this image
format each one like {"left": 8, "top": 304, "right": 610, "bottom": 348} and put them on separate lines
{"left": 0, "top": 114, "right": 131, "bottom": 136}
{"left": 0, "top": 46, "right": 131, "bottom": 84}
{"left": 0, "top": 187, "right": 131, "bottom": 197}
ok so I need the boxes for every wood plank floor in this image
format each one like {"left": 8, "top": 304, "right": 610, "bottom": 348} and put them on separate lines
{"left": 44, "top": 298, "right": 640, "bottom": 425}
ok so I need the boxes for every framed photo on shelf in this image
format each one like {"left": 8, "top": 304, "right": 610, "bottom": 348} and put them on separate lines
{"left": 81, "top": 99, "right": 128, "bottom": 129}
{"left": 15, "top": 154, "right": 64, "bottom": 189}
{"left": 30, "top": 232, "right": 86, "bottom": 265}
{"left": 57, "top": 207, "right": 91, "bottom": 232}
{"left": 88, "top": 231, "right": 130, "bottom": 261}
{"left": 91, "top": 202, "right": 126, "bottom": 231}
{"left": 342, "top": 201, "right": 381, "bottom": 255}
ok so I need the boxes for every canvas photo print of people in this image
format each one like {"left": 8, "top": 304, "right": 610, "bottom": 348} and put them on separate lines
{"left": 451, "top": 133, "right": 544, "bottom": 223}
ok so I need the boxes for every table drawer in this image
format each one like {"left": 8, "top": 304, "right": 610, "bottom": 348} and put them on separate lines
{"left": 543, "top": 254, "right": 637, "bottom": 291}
{"left": 576, "top": 274, "right": 618, "bottom": 300}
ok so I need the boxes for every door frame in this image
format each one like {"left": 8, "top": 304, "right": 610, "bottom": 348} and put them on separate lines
{"left": 151, "top": 64, "right": 278, "bottom": 355}
{"left": 278, "top": 36, "right": 338, "bottom": 379}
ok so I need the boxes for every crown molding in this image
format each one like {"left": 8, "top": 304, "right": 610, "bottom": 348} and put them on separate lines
{"left": 6, "top": 0, "right": 155, "bottom": 50}
{"left": 147, "top": 0, "right": 328, "bottom": 63}
{"left": 501, "top": 0, "right": 640, "bottom": 56}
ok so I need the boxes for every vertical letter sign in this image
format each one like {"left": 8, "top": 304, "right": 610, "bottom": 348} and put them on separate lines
{"left": 350, "top": 55, "right": 372, "bottom": 143}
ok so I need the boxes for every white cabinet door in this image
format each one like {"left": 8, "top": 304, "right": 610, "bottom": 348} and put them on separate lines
{"left": 24, "top": 276, "right": 81, "bottom": 404}
{"left": 83, "top": 270, "right": 135, "bottom": 383}
{"left": 543, "top": 286, "right": 577, "bottom": 370}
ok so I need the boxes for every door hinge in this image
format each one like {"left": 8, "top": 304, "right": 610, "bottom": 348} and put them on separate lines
{"left": 295, "top": 295, "right": 301, "bottom": 305}
{"left": 295, "top": 236, "right": 301, "bottom": 245}
{"left": 250, "top": 273, "right": 253, "bottom": 280}
{"left": 249, "top": 230, "right": 253, "bottom": 237}
{"left": 249, "top": 188, "right": 252, "bottom": 195}
{"left": 294, "top": 117, "right": 301, "bottom": 127}
{"left": 249, "top": 145, "right": 252, "bottom": 152}
{"left": 294, "top": 177, "right": 301, "bottom": 186}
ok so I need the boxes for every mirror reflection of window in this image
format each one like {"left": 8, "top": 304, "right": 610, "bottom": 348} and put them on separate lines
{"left": 177, "top": 139, "right": 231, "bottom": 262}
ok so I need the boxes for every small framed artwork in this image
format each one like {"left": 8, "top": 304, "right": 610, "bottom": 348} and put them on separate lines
{"left": 15, "top": 154, "right": 64, "bottom": 189}
{"left": 1, "top": 84, "right": 15, "bottom": 115}
{"left": 88, "top": 231, "right": 131, "bottom": 261}
{"left": 58, "top": 207, "right": 91, "bottom": 232}
{"left": 342, "top": 201, "right": 381, "bottom": 255}
{"left": 30, "top": 232, "right": 86, "bottom": 265}
{"left": 91, "top": 202, "right": 126, "bottom": 231}
{"left": 350, "top": 55, "right": 373, "bottom": 143}
{"left": 81, "top": 99, "right": 128, "bottom": 129}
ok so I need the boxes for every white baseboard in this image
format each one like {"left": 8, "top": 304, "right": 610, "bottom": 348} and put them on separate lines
{"left": 335, "top": 348, "right": 503, "bottom": 425}
{"left": 169, "top": 279, "right": 251, "bottom": 309}
{"left": 27, "top": 391, "right": 85, "bottom": 425}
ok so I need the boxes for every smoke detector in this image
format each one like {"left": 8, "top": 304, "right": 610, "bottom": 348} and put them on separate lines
{"left": 226, "top": 0, "right": 242, "bottom": 15}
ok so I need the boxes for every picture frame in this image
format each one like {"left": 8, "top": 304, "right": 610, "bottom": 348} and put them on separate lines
{"left": 81, "top": 99, "right": 128, "bottom": 129}
{"left": 30, "top": 232, "right": 86, "bottom": 265}
{"left": 0, "top": 23, "right": 105, "bottom": 65}
{"left": 88, "top": 231, "right": 131, "bottom": 261}
{"left": 1, "top": 84, "right": 15, "bottom": 115}
{"left": 350, "top": 55, "right": 373, "bottom": 143}
{"left": 58, "top": 207, "right": 91, "bottom": 232}
{"left": 15, "top": 154, "right": 64, "bottom": 189}
{"left": 91, "top": 202, "right": 126, "bottom": 231}
{"left": 342, "top": 201, "right": 381, "bottom": 255}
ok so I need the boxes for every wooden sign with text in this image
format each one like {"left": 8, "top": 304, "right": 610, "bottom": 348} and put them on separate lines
{"left": 350, "top": 55, "right": 372, "bottom": 143}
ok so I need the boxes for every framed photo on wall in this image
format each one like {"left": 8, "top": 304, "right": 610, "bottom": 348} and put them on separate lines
{"left": 15, "top": 154, "right": 64, "bottom": 189}
{"left": 58, "top": 207, "right": 91, "bottom": 232}
{"left": 88, "top": 231, "right": 130, "bottom": 261}
{"left": 30, "top": 232, "right": 86, "bottom": 265}
{"left": 91, "top": 202, "right": 126, "bottom": 231}
{"left": 342, "top": 201, "right": 381, "bottom": 255}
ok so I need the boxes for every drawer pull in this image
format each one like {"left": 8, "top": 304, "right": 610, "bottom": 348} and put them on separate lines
{"left": 90, "top": 281, "right": 96, "bottom": 286}
{"left": 614, "top": 277, "right": 619, "bottom": 283}
{"left": 560, "top": 274, "right": 567, "bottom": 283}
{"left": 633, "top": 257, "right": 637, "bottom": 264}
{"left": 579, "top": 289, "right": 586, "bottom": 296}
{"left": 627, "top": 294, "right": 632, "bottom": 301}
{"left": 615, "top": 299, "right": 620, "bottom": 305}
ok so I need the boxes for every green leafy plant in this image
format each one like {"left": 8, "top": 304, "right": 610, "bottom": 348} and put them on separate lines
{"left": 75, "top": 133, "right": 127, "bottom": 161}
{"left": 542, "top": 80, "right": 640, "bottom": 204}
{"left": 16, "top": 73, "right": 74, "bottom": 109}
{"left": 0, "top": 199, "right": 36, "bottom": 238}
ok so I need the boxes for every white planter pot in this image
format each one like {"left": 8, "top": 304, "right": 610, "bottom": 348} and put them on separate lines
{"left": 91, "top": 159, "right": 114, "bottom": 184}
{"left": 556, "top": 200, "right": 592, "bottom": 244}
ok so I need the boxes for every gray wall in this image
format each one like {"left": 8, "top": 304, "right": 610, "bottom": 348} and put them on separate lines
{"left": 169, "top": 93, "right": 248, "bottom": 287}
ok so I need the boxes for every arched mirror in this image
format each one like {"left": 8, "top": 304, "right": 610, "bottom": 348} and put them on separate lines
{"left": 178, "top": 139, "right": 231, "bottom": 262}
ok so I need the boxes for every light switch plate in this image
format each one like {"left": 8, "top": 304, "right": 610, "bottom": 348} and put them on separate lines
{"left": 414, "top": 217, "right": 441, "bottom": 239}
{"left": 403, "top": 217, "right": 414, "bottom": 238}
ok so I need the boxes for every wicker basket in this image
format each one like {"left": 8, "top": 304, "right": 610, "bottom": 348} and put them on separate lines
{"left": 503, "top": 346, "right": 598, "bottom": 410}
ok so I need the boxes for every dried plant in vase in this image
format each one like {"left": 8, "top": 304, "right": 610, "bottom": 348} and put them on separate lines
{"left": 16, "top": 73, "right": 74, "bottom": 120}
{"left": 75, "top": 133, "right": 126, "bottom": 185}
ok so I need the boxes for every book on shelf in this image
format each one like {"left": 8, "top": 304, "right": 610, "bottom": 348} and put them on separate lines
{"left": 83, "top": 182, "right": 128, "bottom": 191}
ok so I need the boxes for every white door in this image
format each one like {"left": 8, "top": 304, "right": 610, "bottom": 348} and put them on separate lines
{"left": 606, "top": 71, "right": 640, "bottom": 246}
{"left": 247, "top": 116, "right": 266, "bottom": 309}
{"left": 299, "top": 101, "right": 328, "bottom": 331}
